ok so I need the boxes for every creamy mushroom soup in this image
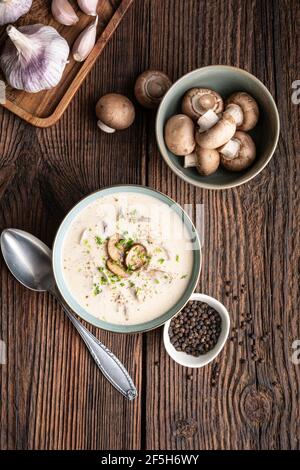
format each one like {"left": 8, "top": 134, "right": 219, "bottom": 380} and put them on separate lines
{"left": 62, "top": 192, "right": 194, "bottom": 325}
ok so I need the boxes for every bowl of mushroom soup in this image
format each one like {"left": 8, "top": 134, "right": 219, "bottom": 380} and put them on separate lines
{"left": 156, "top": 65, "right": 280, "bottom": 189}
{"left": 53, "top": 185, "right": 201, "bottom": 333}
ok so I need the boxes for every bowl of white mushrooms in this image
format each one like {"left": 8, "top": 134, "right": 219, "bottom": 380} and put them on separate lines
{"left": 156, "top": 66, "right": 280, "bottom": 189}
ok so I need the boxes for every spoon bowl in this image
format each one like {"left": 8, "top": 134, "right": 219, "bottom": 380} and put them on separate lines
{"left": 1, "top": 229, "right": 55, "bottom": 292}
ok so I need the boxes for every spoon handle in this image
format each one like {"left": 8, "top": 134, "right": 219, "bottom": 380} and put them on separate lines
{"left": 54, "top": 292, "right": 137, "bottom": 400}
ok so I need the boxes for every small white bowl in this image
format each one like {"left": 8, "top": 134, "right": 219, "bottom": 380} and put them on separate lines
{"left": 163, "top": 293, "right": 230, "bottom": 368}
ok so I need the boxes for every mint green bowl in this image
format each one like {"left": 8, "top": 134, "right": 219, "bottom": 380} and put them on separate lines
{"left": 52, "top": 185, "right": 201, "bottom": 334}
{"left": 156, "top": 66, "right": 280, "bottom": 190}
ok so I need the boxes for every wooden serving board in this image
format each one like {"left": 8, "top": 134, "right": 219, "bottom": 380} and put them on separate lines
{"left": 0, "top": 0, "right": 134, "bottom": 127}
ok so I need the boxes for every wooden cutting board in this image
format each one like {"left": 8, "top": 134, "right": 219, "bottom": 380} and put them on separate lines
{"left": 0, "top": 0, "right": 134, "bottom": 127}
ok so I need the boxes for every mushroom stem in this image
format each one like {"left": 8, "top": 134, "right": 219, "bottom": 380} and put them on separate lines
{"left": 184, "top": 152, "right": 197, "bottom": 168}
{"left": 197, "top": 109, "right": 219, "bottom": 133}
{"left": 225, "top": 103, "right": 244, "bottom": 127}
{"left": 97, "top": 120, "right": 116, "bottom": 133}
{"left": 219, "top": 138, "right": 241, "bottom": 159}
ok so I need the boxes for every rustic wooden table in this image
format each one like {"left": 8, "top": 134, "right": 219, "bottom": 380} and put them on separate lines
{"left": 0, "top": 0, "right": 299, "bottom": 450}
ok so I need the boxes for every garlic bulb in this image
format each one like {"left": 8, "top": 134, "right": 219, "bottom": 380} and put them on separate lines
{"left": 51, "top": 0, "right": 79, "bottom": 26}
{"left": 0, "top": 24, "right": 70, "bottom": 93}
{"left": 77, "top": 0, "right": 98, "bottom": 16}
{"left": 72, "top": 15, "right": 98, "bottom": 62}
{"left": 0, "top": 0, "right": 32, "bottom": 26}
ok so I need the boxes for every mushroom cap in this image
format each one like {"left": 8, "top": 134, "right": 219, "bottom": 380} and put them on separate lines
{"left": 196, "top": 147, "right": 220, "bottom": 176}
{"left": 107, "top": 233, "right": 124, "bottom": 262}
{"left": 125, "top": 244, "right": 148, "bottom": 271}
{"left": 164, "top": 114, "right": 196, "bottom": 156}
{"left": 95, "top": 93, "right": 135, "bottom": 130}
{"left": 226, "top": 92, "right": 259, "bottom": 131}
{"left": 220, "top": 131, "right": 256, "bottom": 172}
{"left": 134, "top": 70, "right": 172, "bottom": 109}
{"left": 182, "top": 88, "right": 224, "bottom": 121}
{"left": 195, "top": 112, "right": 236, "bottom": 149}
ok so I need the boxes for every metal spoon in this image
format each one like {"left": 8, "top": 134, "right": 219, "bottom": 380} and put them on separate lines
{"left": 0, "top": 229, "right": 137, "bottom": 400}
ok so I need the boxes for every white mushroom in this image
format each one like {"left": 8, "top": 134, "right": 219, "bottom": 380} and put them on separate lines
{"left": 79, "top": 229, "right": 90, "bottom": 245}
{"left": 182, "top": 88, "right": 224, "bottom": 121}
{"left": 184, "top": 147, "right": 220, "bottom": 176}
{"left": 125, "top": 244, "right": 148, "bottom": 271}
{"left": 220, "top": 131, "right": 256, "bottom": 172}
{"left": 106, "top": 259, "right": 129, "bottom": 278}
{"left": 134, "top": 70, "right": 172, "bottom": 108}
{"left": 164, "top": 114, "right": 196, "bottom": 156}
{"left": 107, "top": 233, "right": 124, "bottom": 262}
{"left": 196, "top": 147, "right": 220, "bottom": 176}
{"left": 95, "top": 93, "right": 135, "bottom": 133}
{"left": 226, "top": 92, "right": 259, "bottom": 131}
{"left": 196, "top": 111, "right": 236, "bottom": 149}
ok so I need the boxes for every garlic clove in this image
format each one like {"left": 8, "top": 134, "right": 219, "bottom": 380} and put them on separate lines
{"left": 77, "top": 0, "right": 98, "bottom": 16}
{"left": 0, "top": 0, "right": 32, "bottom": 26}
{"left": 72, "top": 15, "right": 98, "bottom": 62}
{"left": 51, "top": 0, "right": 79, "bottom": 26}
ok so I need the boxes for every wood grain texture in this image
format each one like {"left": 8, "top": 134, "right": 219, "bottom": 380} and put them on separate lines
{"left": 0, "top": 0, "right": 299, "bottom": 450}
{"left": 144, "top": 0, "right": 300, "bottom": 450}
{"left": 0, "top": 0, "right": 134, "bottom": 127}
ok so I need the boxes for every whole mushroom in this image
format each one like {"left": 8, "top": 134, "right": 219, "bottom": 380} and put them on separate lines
{"left": 196, "top": 110, "right": 236, "bottom": 149}
{"left": 165, "top": 114, "right": 196, "bottom": 156}
{"left": 226, "top": 92, "right": 259, "bottom": 131}
{"left": 134, "top": 70, "right": 172, "bottom": 109}
{"left": 196, "top": 147, "right": 220, "bottom": 176}
{"left": 184, "top": 147, "right": 220, "bottom": 176}
{"left": 220, "top": 131, "right": 256, "bottom": 172}
{"left": 95, "top": 93, "right": 135, "bottom": 133}
{"left": 182, "top": 88, "right": 224, "bottom": 121}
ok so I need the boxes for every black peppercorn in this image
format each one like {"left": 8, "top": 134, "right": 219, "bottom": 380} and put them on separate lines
{"left": 168, "top": 301, "right": 222, "bottom": 357}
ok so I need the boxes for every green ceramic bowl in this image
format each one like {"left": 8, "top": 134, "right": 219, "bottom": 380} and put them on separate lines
{"left": 52, "top": 185, "right": 201, "bottom": 334}
{"left": 156, "top": 66, "right": 280, "bottom": 190}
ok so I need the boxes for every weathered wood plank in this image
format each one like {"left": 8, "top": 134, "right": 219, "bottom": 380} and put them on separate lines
{"left": 0, "top": 0, "right": 146, "bottom": 450}
{"left": 145, "top": 0, "right": 300, "bottom": 450}
{"left": 0, "top": 0, "right": 299, "bottom": 451}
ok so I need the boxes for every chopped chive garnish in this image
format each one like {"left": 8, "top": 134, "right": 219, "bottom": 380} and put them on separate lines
{"left": 95, "top": 236, "right": 104, "bottom": 245}
{"left": 93, "top": 285, "right": 101, "bottom": 296}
